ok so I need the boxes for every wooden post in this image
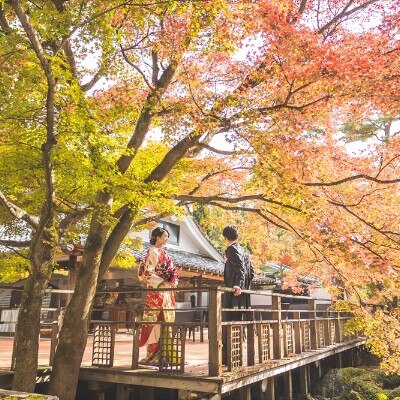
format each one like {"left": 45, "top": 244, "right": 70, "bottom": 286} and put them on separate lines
{"left": 272, "top": 296, "right": 282, "bottom": 359}
{"left": 116, "top": 384, "right": 130, "bottom": 400}
{"left": 335, "top": 353, "right": 343, "bottom": 368}
{"left": 267, "top": 377, "right": 275, "bottom": 400}
{"left": 140, "top": 387, "right": 154, "bottom": 400}
{"left": 293, "top": 311, "right": 302, "bottom": 354}
{"left": 110, "top": 323, "right": 115, "bottom": 367}
{"left": 335, "top": 315, "right": 342, "bottom": 343}
{"left": 247, "top": 312, "right": 255, "bottom": 366}
{"left": 308, "top": 299, "right": 318, "bottom": 350}
{"left": 209, "top": 287, "right": 222, "bottom": 376}
{"left": 284, "top": 371, "right": 293, "bottom": 400}
{"left": 226, "top": 325, "right": 232, "bottom": 371}
{"left": 66, "top": 254, "right": 78, "bottom": 306}
{"left": 239, "top": 386, "right": 251, "bottom": 400}
{"left": 11, "top": 324, "right": 17, "bottom": 370}
{"left": 323, "top": 312, "right": 330, "bottom": 346}
{"left": 197, "top": 275, "right": 204, "bottom": 342}
{"left": 315, "top": 360, "right": 322, "bottom": 378}
{"left": 131, "top": 321, "right": 141, "bottom": 369}
{"left": 299, "top": 365, "right": 309, "bottom": 396}
{"left": 49, "top": 321, "right": 59, "bottom": 365}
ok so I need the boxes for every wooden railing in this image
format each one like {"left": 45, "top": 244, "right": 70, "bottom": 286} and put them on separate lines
{"left": 6, "top": 287, "right": 357, "bottom": 376}
{"left": 88, "top": 287, "right": 356, "bottom": 376}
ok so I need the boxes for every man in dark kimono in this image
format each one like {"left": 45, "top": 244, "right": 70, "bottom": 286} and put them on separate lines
{"left": 221, "top": 226, "right": 254, "bottom": 365}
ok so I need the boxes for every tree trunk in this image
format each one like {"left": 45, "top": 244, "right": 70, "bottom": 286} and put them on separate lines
{"left": 49, "top": 195, "right": 112, "bottom": 400}
{"left": 12, "top": 232, "right": 57, "bottom": 392}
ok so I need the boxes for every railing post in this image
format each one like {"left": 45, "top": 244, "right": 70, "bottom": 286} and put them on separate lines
{"left": 209, "top": 287, "right": 222, "bottom": 376}
{"left": 293, "top": 311, "right": 302, "bottom": 354}
{"left": 132, "top": 320, "right": 141, "bottom": 369}
{"left": 247, "top": 310, "right": 255, "bottom": 366}
{"left": 272, "top": 296, "right": 282, "bottom": 359}
{"left": 308, "top": 299, "right": 318, "bottom": 349}
{"left": 49, "top": 321, "right": 59, "bottom": 366}
{"left": 11, "top": 324, "right": 17, "bottom": 370}
{"left": 335, "top": 314, "right": 343, "bottom": 343}
{"left": 323, "top": 311, "right": 330, "bottom": 346}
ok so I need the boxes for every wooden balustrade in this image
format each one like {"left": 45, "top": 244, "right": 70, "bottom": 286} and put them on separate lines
{"left": 90, "top": 287, "right": 358, "bottom": 376}
{"left": 36, "top": 286, "right": 354, "bottom": 378}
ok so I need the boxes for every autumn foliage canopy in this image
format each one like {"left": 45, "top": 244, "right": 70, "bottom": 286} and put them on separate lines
{"left": 0, "top": 0, "right": 400, "bottom": 393}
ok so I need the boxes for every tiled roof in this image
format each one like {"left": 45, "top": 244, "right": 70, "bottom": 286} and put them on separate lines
{"left": 133, "top": 244, "right": 275, "bottom": 285}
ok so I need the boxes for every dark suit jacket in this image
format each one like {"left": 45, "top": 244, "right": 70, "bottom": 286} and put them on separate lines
{"left": 223, "top": 242, "right": 254, "bottom": 309}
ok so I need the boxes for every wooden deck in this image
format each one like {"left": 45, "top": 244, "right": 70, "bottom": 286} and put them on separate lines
{"left": 0, "top": 288, "right": 366, "bottom": 399}
{"left": 0, "top": 333, "right": 365, "bottom": 396}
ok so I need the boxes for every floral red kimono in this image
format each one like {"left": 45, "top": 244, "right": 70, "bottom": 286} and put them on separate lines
{"left": 138, "top": 247, "right": 176, "bottom": 364}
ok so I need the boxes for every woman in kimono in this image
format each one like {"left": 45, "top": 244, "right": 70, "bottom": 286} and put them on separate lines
{"left": 138, "top": 227, "right": 179, "bottom": 365}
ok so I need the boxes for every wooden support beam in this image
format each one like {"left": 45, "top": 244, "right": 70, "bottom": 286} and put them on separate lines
{"left": 293, "top": 312, "right": 302, "bottom": 355}
{"left": 116, "top": 384, "right": 130, "bottom": 400}
{"left": 272, "top": 296, "right": 282, "bottom": 360}
{"left": 314, "top": 360, "right": 322, "bottom": 379}
{"left": 323, "top": 312, "right": 330, "bottom": 346}
{"left": 335, "top": 317, "right": 342, "bottom": 343}
{"left": 11, "top": 324, "right": 17, "bottom": 370}
{"left": 299, "top": 365, "right": 309, "bottom": 396}
{"left": 283, "top": 371, "right": 293, "bottom": 400}
{"left": 239, "top": 386, "right": 251, "bottom": 400}
{"left": 140, "top": 386, "right": 154, "bottom": 400}
{"left": 49, "top": 321, "right": 59, "bottom": 366}
{"left": 197, "top": 276, "right": 204, "bottom": 342}
{"left": 227, "top": 325, "right": 232, "bottom": 371}
{"left": 266, "top": 377, "right": 275, "bottom": 400}
{"left": 209, "top": 288, "right": 222, "bottom": 376}
{"left": 308, "top": 299, "right": 318, "bottom": 350}
{"left": 247, "top": 321, "right": 255, "bottom": 366}
{"left": 337, "top": 352, "right": 343, "bottom": 368}
{"left": 131, "top": 322, "right": 141, "bottom": 369}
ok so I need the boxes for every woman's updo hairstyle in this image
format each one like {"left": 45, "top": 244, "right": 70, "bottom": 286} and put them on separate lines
{"left": 150, "top": 227, "right": 169, "bottom": 245}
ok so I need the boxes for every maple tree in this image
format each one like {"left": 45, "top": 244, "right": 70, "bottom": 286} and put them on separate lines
{"left": 0, "top": 0, "right": 399, "bottom": 398}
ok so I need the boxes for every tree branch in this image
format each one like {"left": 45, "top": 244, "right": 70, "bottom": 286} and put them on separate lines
{"left": 0, "top": 4, "right": 11, "bottom": 33}
{"left": 195, "top": 142, "right": 236, "bottom": 156}
{"left": 176, "top": 194, "right": 303, "bottom": 212}
{"left": 304, "top": 174, "right": 400, "bottom": 186}
{"left": 329, "top": 200, "right": 400, "bottom": 245}
{"left": 0, "top": 239, "right": 32, "bottom": 248}
{"left": 58, "top": 208, "right": 91, "bottom": 235}
{"left": 144, "top": 131, "right": 205, "bottom": 183}
{"left": 10, "top": 0, "right": 57, "bottom": 231}
{"left": 317, "top": 0, "right": 379, "bottom": 34}
{"left": 0, "top": 190, "right": 39, "bottom": 229}
{"left": 116, "top": 57, "right": 179, "bottom": 174}
{"left": 120, "top": 45, "right": 154, "bottom": 91}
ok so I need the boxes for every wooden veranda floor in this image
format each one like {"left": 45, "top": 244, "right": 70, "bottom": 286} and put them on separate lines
{"left": 0, "top": 330, "right": 210, "bottom": 375}
{"left": 0, "top": 331, "right": 365, "bottom": 396}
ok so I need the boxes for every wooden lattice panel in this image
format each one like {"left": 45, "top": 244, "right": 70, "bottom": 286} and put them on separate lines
{"left": 284, "top": 323, "right": 294, "bottom": 356}
{"left": 318, "top": 320, "right": 325, "bottom": 347}
{"left": 227, "top": 325, "right": 243, "bottom": 370}
{"left": 302, "top": 321, "right": 310, "bottom": 351}
{"left": 257, "top": 323, "right": 270, "bottom": 363}
{"left": 92, "top": 323, "right": 115, "bottom": 367}
{"left": 159, "top": 326, "right": 185, "bottom": 373}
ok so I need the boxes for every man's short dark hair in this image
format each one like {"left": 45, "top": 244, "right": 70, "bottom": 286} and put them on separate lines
{"left": 222, "top": 226, "right": 238, "bottom": 241}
